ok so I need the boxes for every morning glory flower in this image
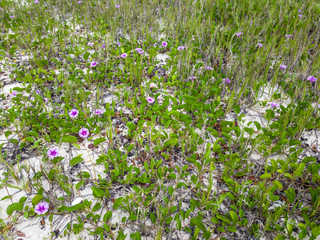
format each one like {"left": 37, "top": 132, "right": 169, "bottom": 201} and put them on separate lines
{"left": 236, "top": 32, "right": 243, "bottom": 37}
{"left": 95, "top": 109, "right": 104, "bottom": 116}
{"left": 34, "top": 0, "right": 39, "bottom": 3}
{"left": 298, "top": 14, "right": 303, "bottom": 19}
{"left": 149, "top": 27, "right": 153, "bottom": 31}
{"left": 10, "top": 90, "right": 17, "bottom": 97}
{"left": 36, "top": 89, "right": 41, "bottom": 95}
{"left": 47, "top": 147, "right": 59, "bottom": 159}
{"left": 88, "top": 42, "right": 93, "bottom": 47}
{"left": 78, "top": 1, "right": 82, "bottom": 4}
{"left": 69, "top": 109, "right": 79, "bottom": 118}
{"left": 138, "top": 50, "right": 144, "bottom": 55}
{"left": 177, "top": 46, "right": 185, "bottom": 51}
{"left": 79, "top": 128, "right": 89, "bottom": 138}
{"left": 9, "top": 15, "right": 14, "bottom": 19}
{"left": 223, "top": 78, "right": 231, "bottom": 83}
{"left": 280, "top": 64, "right": 287, "bottom": 71}
{"left": 146, "top": 97, "right": 155, "bottom": 103}
{"left": 162, "top": 41, "right": 168, "bottom": 47}
{"left": 307, "top": 75, "right": 317, "bottom": 83}
{"left": 135, "top": 48, "right": 142, "bottom": 52}
{"left": 115, "top": 4, "right": 120, "bottom": 8}
{"left": 35, "top": 202, "right": 49, "bottom": 215}
{"left": 206, "top": 66, "right": 213, "bottom": 70}
{"left": 121, "top": 53, "right": 127, "bottom": 58}
{"left": 189, "top": 76, "right": 196, "bottom": 80}
{"left": 268, "top": 102, "right": 280, "bottom": 108}
{"left": 44, "top": 98, "right": 48, "bottom": 103}
{"left": 285, "top": 34, "right": 293, "bottom": 39}
{"left": 257, "top": 43, "right": 263, "bottom": 48}
{"left": 101, "top": 43, "right": 106, "bottom": 49}
{"left": 91, "top": 61, "right": 97, "bottom": 67}
{"left": 116, "top": 42, "right": 121, "bottom": 46}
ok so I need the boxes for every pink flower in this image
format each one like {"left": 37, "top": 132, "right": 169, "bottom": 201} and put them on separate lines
{"left": 91, "top": 61, "right": 97, "bottom": 67}
{"left": 236, "top": 32, "right": 243, "bottom": 37}
{"left": 177, "top": 46, "right": 185, "bottom": 51}
{"left": 78, "top": 1, "right": 82, "bottom": 4}
{"left": 162, "top": 41, "right": 168, "bottom": 47}
{"left": 280, "top": 64, "right": 287, "bottom": 71}
{"left": 121, "top": 53, "right": 127, "bottom": 58}
{"left": 307, "top": 75, "right": 317, "bottom": 83}
{"left": 10, "top": 90, "right": 17, "bottom": 97}
{"left": 223, "top": 78, "right": 231, "bottom": 83}
{"left": 28, "top": 12, "right": 31, "bottom": 14}
{"left": 138, "top": 50, "right": 144, "bottom": 55}
{"left": 79, "top": 128, "right": 89, "bottom": 138}
{"left": 146, "top": 97, "right": 155, "bottom": 103}
{"left": 34, "top": 202, "right": 49, "bottom": 215}
{"left": 135, "top": 48, "right": 142, "bottom": 52}
{"left": 88, "top": 42, "right": 93, "bottom": 47}
{"left": 34, "top": 0, "right": 39, "bottom": 3}
{"left": 268, "top": 102, "right": 280, "bottom": 108}
{"left": 47, "top": 147, "right": 59, "bottom": 159}
{"left": 69, "top": 109, "right": 79, "bottom": 118}
{"left": 257, "top": 43, "right": 263, "bottom": 48}
{"left": 115, "top": 4, "right": 120, "bottom": 8}
{"left": 95, "top": 109, "right": 104, "bottom": 116}
{"left": 206, "top": 66, "right": 213, "bottom": 70}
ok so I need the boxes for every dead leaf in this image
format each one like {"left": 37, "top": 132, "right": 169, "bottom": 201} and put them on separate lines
{"left": 16, "top": 231, "right": 25, "bottom": 237}
{"left": 40, "top": 218, "right": 45, "bottom": 226}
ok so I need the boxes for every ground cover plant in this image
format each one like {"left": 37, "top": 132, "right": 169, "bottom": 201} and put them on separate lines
{"left": 0, "top": 0, "right": 320, "bottom": 239}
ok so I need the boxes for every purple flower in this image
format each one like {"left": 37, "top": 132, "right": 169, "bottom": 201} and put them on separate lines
{"left": 79, "top": 128, "right": 89, "bottom": 138}
{"left": 268, "top": 102, "right": 280, "bottom": 108}
{"left": 298, "top": 14, "right": 303, "bottom": 19}
{"left": 318, "top": 104, "right": 320, "bottom": 108}
{"left": 95, "top": 109, "right": 104, "bottom": 116}
{"left": 121, "top": 53, "right": 127, "bottom": 58}
{"left": 206, "top": 66, "right": 213, "bottom": 70}
{"left": 223, "top": 78, "right": 231, "bottom": 84}
{"left": 189, "top": 76, "right": 196, "bottom": 80}
{"left": 88, "top": 42, "right": 93, "bottom": 47}
{"left": 257, "top": 42, "right": 263, "bottom": 48}
{"left": 162, "top": 41, "right": 168, "bottom": 47}
{"left": 285, "top": 34, "right": 293, "bottom": 39}
{"left": 135, "top": 48, "right": 142, "bottom": 52}
{"left": 101, "top": 43, "right": 105, "bottom": 49}
{"left": 69, "top": 109, "right": 79, "bottom": 118}
{"left": 34, "top": 0, "right": 39, "bottom": 3}
{"left": 44, "top": 98, "right": 48, "bottom": 103}
{"left": 236, "top": 32, "right": 243, "bottom": 37}
{"left": 10, "top": 90, "right": 17, "bottom": 97}
{"left": 78, "top": 1, "right": 82, "bottom": 4}
{"left": 116, "top": 42, "right": 121, "bottom": 46}
{"left": 9, "top": 15, "right": 14, "bottom": 20}
{"left": 36, "top": 89, "right": 41, "bottom": 95}
{"left": 177, "top": 46, "right": 185, "bottom": 51}
{"left": 307, "top": 75, "right": 317, "bottom": 83}
{"left": 280, "top": 64, "right": 287, "bottom": 71}
{"left": 298, "top": 9, "right": 302, "bottom": 13}
{"left": 115, "top": 4, "right": 120, "bottom": 8}
{"left": 28, "top": 12, "right": 31, "bottom": 14}
{"left": 90, "top": 61, "right": 97, "bottom": 67}
{"left": 148, "top": 27, "right": 153, "bottom": 31}
{"left": 146, "top": 97, "right": 155, "bottom": 103}
{"left": 34, "top": 202, "right": 49, "bottom": 215}
{"left": 138, "top": 50, "right": 144, "bottom": 55}
{"left": 47, "top": 147, "right": 59, "bottom": 159}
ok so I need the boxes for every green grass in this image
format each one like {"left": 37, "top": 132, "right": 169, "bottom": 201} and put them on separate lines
{"left": 0, "top": 0, "right": 320, "bottom": 239}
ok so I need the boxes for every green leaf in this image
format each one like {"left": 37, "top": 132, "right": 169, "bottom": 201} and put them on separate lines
{"left": 61, "top": 135, "right": 78, "bottom": 143}
{"left": 70, "top": 155, "right": 83, "bottom": 166}
{"left": 260, "top": 173, "right": 271, "bottom": 179}
{"left": 26, "top": 130, "right": 39, "bottom": 138}
{"left": 92, "top": 203, "right": 101, "bottom": 212}
{"left": 32, "top": 195, "right": 43, "bottom": 206}
{"left": 191, "top": 217, "right": 207, "bottom": 232}
{"left": 93, "top": 137, "right": 106, "bottom": 146}
{"left": 91, "top": 185, "right": 104, "bottom": 198}
{"left": 6, "top": 202, "right": 23, "bottom": 215}
{"left": 113, "top": 197, "right": 124, "bottom": 210}
{"left": 273, "top": 180, "right": 283, "bottom": 189}
{"left": 229, "top": 210, "right": 238, "bottom": 225}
